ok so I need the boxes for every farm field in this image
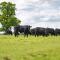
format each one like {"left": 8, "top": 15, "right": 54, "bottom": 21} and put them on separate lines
{"left": 0, "top": 35, "right": 60, "bottom": 60}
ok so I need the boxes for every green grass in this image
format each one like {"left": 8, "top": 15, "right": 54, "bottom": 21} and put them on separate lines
{"left": 0, "top": 35, "right": 60, "bottom": 60}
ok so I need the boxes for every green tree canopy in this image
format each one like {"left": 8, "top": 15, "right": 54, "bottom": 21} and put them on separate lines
{"left": 0, "top": 1, "right": 21, "bottom": 30}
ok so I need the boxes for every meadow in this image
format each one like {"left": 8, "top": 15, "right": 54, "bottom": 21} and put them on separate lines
{"left": 0, "top": 35, "right": 60, "bottom": 60}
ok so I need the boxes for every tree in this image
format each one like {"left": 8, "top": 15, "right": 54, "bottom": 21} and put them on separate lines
{"left": 0, "top": 1, "right": 21, "bottom": 31}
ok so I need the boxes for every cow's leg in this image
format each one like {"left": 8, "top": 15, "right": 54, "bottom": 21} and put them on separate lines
{"left": 27, "top": 33, "right": 28, "bottom": 37}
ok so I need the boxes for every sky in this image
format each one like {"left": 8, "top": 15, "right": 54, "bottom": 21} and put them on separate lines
{"left": 0, "top": 0, "right": 60, "bottom": 28}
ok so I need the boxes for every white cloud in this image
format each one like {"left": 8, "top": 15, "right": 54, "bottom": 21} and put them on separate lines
{"left": 15, "top": 0, "right": 60, "bottom": 28}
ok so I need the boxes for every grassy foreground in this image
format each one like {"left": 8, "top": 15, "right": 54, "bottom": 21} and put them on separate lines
{"left": 0, "top": 35, "right": 60, "bottom": 60}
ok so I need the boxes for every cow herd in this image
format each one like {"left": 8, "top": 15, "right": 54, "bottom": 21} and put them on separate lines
{"left": 6, "top": 25, "right": 60, "bottom": 37}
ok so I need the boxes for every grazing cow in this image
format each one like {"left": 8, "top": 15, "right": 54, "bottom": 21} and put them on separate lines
{"left": 35, "top": 27, "right": 45, "bottom": 36}
{"left": 30, "top": 27, "right": 46, "bottom": 37}
{"left": 55, "top": 28, "right": 60, "bottom": 36}
{"left": 14, "top": 25, "right": 31, "bottom": 37}
{"left": 45, "top": 28, "right": 55, "bottom": 36}
{"left": 30, "top": 28, "right": 36, "bottom": 36}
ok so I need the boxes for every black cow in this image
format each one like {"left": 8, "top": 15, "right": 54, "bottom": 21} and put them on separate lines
{"left": 55, "top": 28, "right": 60, "bottom": 36}
{"left": 30, "top": 28, "right": 36, "bottom": 35}
{"left": 35, "top": 27, "right": 46, "bottom": 36}
{"left": 46, "top": 28, "right": 55, "bottom": 36}
{"left": 14, "top": 25, "right": 31, "bottom": 37}
{"left": 30, "top": 27, "right": 46, "bottom": 37}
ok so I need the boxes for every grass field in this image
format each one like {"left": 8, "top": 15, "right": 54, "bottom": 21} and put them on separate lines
{"left": 0, "top": 35, "right": 60, "bottom": 60}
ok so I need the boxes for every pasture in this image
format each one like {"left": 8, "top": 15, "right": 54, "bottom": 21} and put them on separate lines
{"left": 0, "top": 35, "right": 60, "bottom": 60}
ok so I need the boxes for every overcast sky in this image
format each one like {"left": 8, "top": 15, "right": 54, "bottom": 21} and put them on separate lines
{"left": 0, "top": 0, "right": 60, "bottom": 28}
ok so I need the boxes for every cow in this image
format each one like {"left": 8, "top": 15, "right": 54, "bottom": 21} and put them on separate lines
{"left": 55, "top": 28, "right": 60, "bottom": 36}
{"left": 30, "top": 28, "right": 36, "bottom": 36}
{"left": 14, "top": 25, "right": 31, "bottom": 37}
{"left": 45, "top": 28, "right": 55, "bottom": 36}
{"left": 35, "top": 27, "right": 45, "bottom": 36}
{"left": 30, "top": 27, "right": 47, "bottom": 37}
